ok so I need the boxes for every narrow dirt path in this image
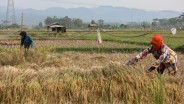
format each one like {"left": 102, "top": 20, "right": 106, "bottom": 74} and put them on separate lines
{"left": 0, "top": 34, "right": 11, "bottom": 39}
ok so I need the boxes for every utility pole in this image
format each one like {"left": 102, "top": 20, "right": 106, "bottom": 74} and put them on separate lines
{"left": 6, "top": 0, "right": 16, "bottom": 27}
{"left": 21, "top": 12, "right": 23, "bottom": 31}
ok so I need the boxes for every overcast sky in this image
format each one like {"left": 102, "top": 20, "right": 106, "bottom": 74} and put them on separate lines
{"left": 0, "top": 0, "right": 184, "bottom": 11}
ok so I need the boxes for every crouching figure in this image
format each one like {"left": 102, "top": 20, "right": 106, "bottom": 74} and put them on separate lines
{"left": 127, "top": 34, "right": 177, "bottom": 76}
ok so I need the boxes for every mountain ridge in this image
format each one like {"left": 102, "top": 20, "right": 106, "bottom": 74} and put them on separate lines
{"left": 0, "top": 6, "right": 182, "bottom": 26}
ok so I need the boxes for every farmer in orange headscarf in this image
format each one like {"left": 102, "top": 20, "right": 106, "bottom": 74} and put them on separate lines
{"left": 127, "top": 34, "right": 177, "bottom": 76}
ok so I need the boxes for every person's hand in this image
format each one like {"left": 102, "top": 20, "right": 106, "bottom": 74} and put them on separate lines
{"left": 147, "top": 66, "right": 156, "bottom": 72}
{"left": 126, "top": 58, "right": 137, "bottom": 65}
{"left": 145, "top": 69, "right": 150, "bottom": 73}
{"left": 31, "top": 45, "right": 34, "bottom": 48}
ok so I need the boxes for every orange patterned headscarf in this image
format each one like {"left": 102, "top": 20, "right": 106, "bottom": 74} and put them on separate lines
{"left": 151, "top": 34, "right": 163, "bottom": 50}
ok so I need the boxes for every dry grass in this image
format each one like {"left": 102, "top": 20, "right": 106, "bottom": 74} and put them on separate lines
{"left": 0, "top": 47, "right": 47, "bottom": 66}
{"left": 0, "top": 48, "right": 183, "bottom": 103}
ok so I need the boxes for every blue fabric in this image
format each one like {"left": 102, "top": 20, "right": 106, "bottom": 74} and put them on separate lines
{"left": 21, "top": 35, "right": 34, "bottom": 48}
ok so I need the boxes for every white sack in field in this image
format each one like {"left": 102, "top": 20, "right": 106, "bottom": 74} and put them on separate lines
{"left": 170, "top": 28, "right": 177, "bottom": 35}
{"left": 97, "top": 28, "right": 102, "bottom": 44}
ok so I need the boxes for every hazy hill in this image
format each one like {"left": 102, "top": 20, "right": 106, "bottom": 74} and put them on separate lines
{"left": 0, "top": 6, "right": 182, "bottom": 26}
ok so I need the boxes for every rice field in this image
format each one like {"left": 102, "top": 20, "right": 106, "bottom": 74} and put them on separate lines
{"left": 0, "top": 30, "right": 184, "bottom": 103}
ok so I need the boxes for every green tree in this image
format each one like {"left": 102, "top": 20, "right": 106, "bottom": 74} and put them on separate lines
{"left": 62, "top": 16, "right": 72, "bottom": 29}
{"left": 152, "top": 18, "right": 160, "bottom": 29}
{"left": 39, "top": 22, "right": 43, "bottom": 27}
{"left": 44, "top": 17, "right": 53, "bottom": 25}
{"left": 44, "top": 16, "right": 59, "bottom": 25}
{"left": 120, "top": 24, "right": 125, "bottom": 28}
{"left": 90, "top": 20, "right": 96, "bottom": 24}
{"left": 98, "top": 19, "right": 104, "bottom": 28}
{"left": 72, "top": 18, "right": 83, "bottom": 29}
{"left": 141, "top": 21, "right": 151, "bottom": 30}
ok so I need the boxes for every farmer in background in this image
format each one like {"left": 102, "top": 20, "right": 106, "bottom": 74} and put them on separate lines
{"left": 127, "top": 34, "right": 177, "bottom": 76}
{"left": 20, "top": 31, "right": 34, "bottom": 50}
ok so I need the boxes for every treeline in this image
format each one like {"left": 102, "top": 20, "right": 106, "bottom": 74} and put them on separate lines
{"left": 44, "top": 13, "right": 184, "bottom": 30}
{"left": 152, "top": 13, "right": 184, "bottom": 30}
{"left": 44, "top": 16, "right": 112, "bottom": 29}
{"left": 44, "top": 16, "right": 85, "bottom": 29}
{"left": 126, "top": 13, "right": 184, "bottom": 30}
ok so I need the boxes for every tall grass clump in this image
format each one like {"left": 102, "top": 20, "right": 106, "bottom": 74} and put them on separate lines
{"left": 0, "top": 47, "right": 24, "bottom": 65}
{"left": 153, "top": 75, "right": 165, "bottom": 104}
{"left": 24, "top": 47, "right": 48, "bottom": 64}
{"left": 0, "top": 47, "right": 47, "bottom": 66}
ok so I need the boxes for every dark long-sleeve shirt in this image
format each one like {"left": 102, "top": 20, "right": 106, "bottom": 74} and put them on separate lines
{"left": 21, "top": 35, "right": 34, "bottom": 48}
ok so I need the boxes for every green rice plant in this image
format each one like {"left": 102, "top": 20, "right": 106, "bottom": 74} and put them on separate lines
{"left": 54, "top": 47, "right": 145, "bottom": 53}
{"left": 153, "top": 75, "right": 165, "bottom": 104}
